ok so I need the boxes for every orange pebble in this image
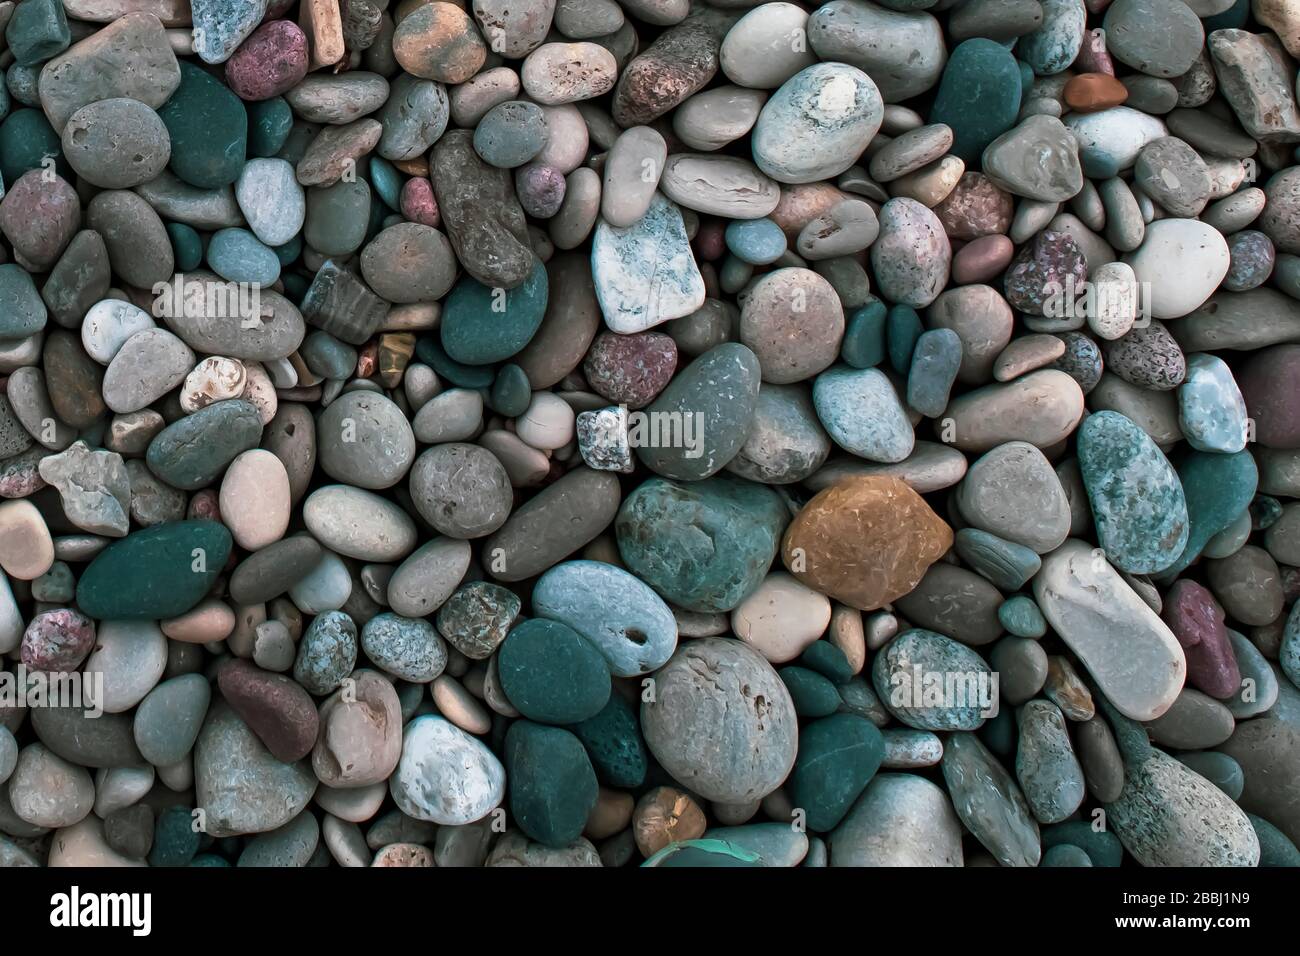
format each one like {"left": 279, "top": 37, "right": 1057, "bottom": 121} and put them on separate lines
{"left": 1063, "top": 73, "right": 1128, "bottom": 113}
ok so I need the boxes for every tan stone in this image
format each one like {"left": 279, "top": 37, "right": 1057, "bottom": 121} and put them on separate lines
{"left": 633, "top": 786, "right": 706, "bottom": 857}
{"left": 160, "top": 598, "right": 237, "bottom": 643}
{"left": 300, "top": 0, "right": 346, "bottom": 69}
{"left": 0, "top": 500, "right": 54, "bottom": 580}
{"left": 781, "top": 475, "right": 952, "bottom": 611}
{"left": 731, "top": 571, "right": 832, "bottom": 663}
{"left": 585, "top": 787, "right": 634, "bottom": 841}
{"left": 219, "top": 449, "right": 291, "bottom": 551}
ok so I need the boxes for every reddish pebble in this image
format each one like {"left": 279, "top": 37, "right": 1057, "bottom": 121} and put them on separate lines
{"left": 187, "top": 488, "right": 222, "bottom": 523}
{"left": 952, "top": 234, "right": 1015, "bottom": 284}
{"left": 693, "top": 219, "right": 727, "bottom": 261}
{"left": 225, "top": 20, "right": 310, "bottom": 101}
{"left": 933, "top": 172, "right": 1014, "bottom": 240}
{"left": 583, "top": 331, "right": 679, "bottom": 409}
{"left": 217, "top": 658, "right": 320, "bottom": 762}
{"left": 1161, "top": 580, "right": 1241, "bottom": 700}
{"left": 400, "top": 177, "right": 441, "bottom": 227}
{"left": 1074, "top": 29, "right": 1114, "bottom": 76}
{"left": 0, "top": 171, "right": 81, "bottom": 270}
{"left": 21, "top": 609, "right": 96, "bottom": 673}
{"left": 1063, "top": 73, "right": 1127, "bottom": 113}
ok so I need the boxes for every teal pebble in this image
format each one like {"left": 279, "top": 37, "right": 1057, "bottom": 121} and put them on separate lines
{"left": 167, "top": 222, "right": 203, "bottom": 272}
{"left": 148, "top": 806, "right": 201, "bottom": 867}
{"left": 1020, "top": 0, "right": 1086, "bottom": 76}
{"left": 489, "top": 363, "right": 532, "bottom": 416}
{"left": 247, "top": 97, "right": 293, "bottom": 157}
{"left": 207, "top": 227, "right": 280, "bottom": 285}
{"left": 1176, "top": 751, "right": 1244, "bottom": 800}
{"left": 642, "top": 839, "right": 762, "bottom": 867}
{"left": 414, "top": 336, "right": 496, "bottom": 388}
{"left": 841, "top": 300, "right": 887, "bottom": 368}
{"left": 0, "top": 264, "right": 48, "bottom": 339}
{"left": 929, "top": 39, "right": 1022, "bottom": 163}
{"left": 954, "top": 528, "right": 1042, "bottom": 590}
{"left": 1041, "top": 821, "right": 1124, "bottom": 867}
{"left": 0, "top": 83, "right": 10, "bottom": 125}
{"left": 369, "top": 155, "right": 404, "bottom": 210}
{"left": 281, "top": 271, "right": 309, "bottom": 302}
{"left": 800, "top": 640, "right": 853, "bottom": 684}
{"left": 498, "top": 618, "right": 611, "bottom": 724}
{"left": 273, "top": 235, "right": 303, "bottom": 267}
{"left": 998, "top": 595, "right": 1048, "bottom": 638}
{"left": 978, "top": 705, "right": 1017, "bottom": 757}
{"left": 1251, "top": 494, "right": 1283, "bottom": 530}
{"left": 1203, "top": 0, "right": 1249, "bottom": 30}
{"left": 567, "top": 691, "right": 648, "bottom": 788}
{"left": 440, "top": 256, "right": 548, "bottom": 365}
{"left": 5, "top": 0, "right": 70, "bottom": 67}
{"left": 1179, "top": 352, "right": 1248, "bottom": 454}
{"left": 300, "top": 330, "right": 358, "bottom": 380}
{"left": 6, "top": 63, "right": 39, "bottom": 107}
{"left": 886, "top": 304, "right": 923, "bottom": 374}
{"left": 1040, "top": 843, "right": 1093, "bottom": 866}
{"left": 146, "top": 400, "right": 263, "bottom": 491}
{"left": 189, "top": 854, "right": 232, "bottom": 867}
{"left": 1248, "top": 813, "right": 1300, "bottom": 867}
{"left": 906, "top": 327, "right": 962, "bottom": 417}
{"left": 719, "top": 254, "right": 754, "bottom": 294}
{"left": 1161, "top": 449, "right": 1258, "bottom": 578}
{"left": 724, "top": 218, "right": 787, "bottom": 265}
{"left": 787, "top": 713, "right": 885, "bottom": 832}
{"left": 158, "top": 61, "right": 248, "bottom": 189}
{"left": 473, "top": 100, "right": 547, "bottom": 169}
{"left": 504, "top": 720, "right": 598, "bottom": 848}
{"left": 780, "top": 666, "right": 841, "bottom": 717}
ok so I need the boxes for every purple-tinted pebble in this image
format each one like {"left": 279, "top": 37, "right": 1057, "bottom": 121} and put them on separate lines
{"left": 1161, "top": 579, "right": 1241, "bottom": 700}
{"left": 1051, "top": 331, "right": 1103, "bottom": 393}
{"left": 1004, "top": 231, "right": 1088, "bottom": 315}
{"left": 582, "top": 330, "right": 679, "bottom": 409}
{"left": 0, "top": 171, "right": 82, "bottom": 270}
{"left": 20, "top": 608, "right": 97, "bottom": 672}
{"left": 225, "top": 20, "right": 310, "bottom": 101}
{"left": 514, "top": 163, "right": 567, "bottom": 219}
{"left": 1223, "top": 230, "right": 1274, "bottom": 292}
{"left": 400, "top": 177, "right": 441, "bottom": 227}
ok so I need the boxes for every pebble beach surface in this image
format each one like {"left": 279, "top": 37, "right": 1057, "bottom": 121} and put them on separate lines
{"left": 0, "top": 0, "right": 1297, "bottom": 870}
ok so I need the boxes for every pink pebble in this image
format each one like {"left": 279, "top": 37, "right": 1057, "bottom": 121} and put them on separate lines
{"left": 951, "top": 234, "right": 1015, "bottom": 285}
{"left": 400, "top": 178, "right": 441, "bottom": 228}
{"left": 21, "top": 609, "right": 96, "bottom": 673}
{"left": 1074, "top": 29, "right": 1115, "bottom": 76}
{"left": 225, "top": 20, "right": 309, "bottom": 101}
{"left": 188, "top": 488, "right": 222, "bottom": 524}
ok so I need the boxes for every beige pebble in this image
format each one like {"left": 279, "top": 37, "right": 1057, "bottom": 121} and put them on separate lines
{"left": 219, "top": 449, "right": 291, "bottom": 550}
{"left": 432, "top": 674, "right": 492, "bottom": 734}
{"left": 889, "top": 155, "right": 965, "bottom": 208}
{"left": 48, "top": 817, "right": 147, "bottom": 867}
{"left": 0, "top": 499, "right": 55, "bottom": 580}
{"left": 300, "top": 0, "right": 346, "bottom": 70}
{"left": 731, "top": 571, "right": 832, "bottom": 663}
{"left": 161, "top": 598, "right": 237, "bottom": 644}
{"left": 181, "top": 355, "right": 247, "bottom": 413}
{"left": 372, "top": 843, "right": 435, "bottom": 866}
{"left": 993, "top": 334, "right": 1068, "bottom": 382}
{"left": 514, "top": 392, "right": 575, "bottom": 450}
{"left": 828, "top": 603, "right": 866, "bottom": 674}
{"left": 240, "top": 361, "right": 279, "bottom": 425}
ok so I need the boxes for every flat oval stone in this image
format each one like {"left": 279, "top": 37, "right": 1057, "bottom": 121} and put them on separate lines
{"left": 726, "top": 383, "right": 831, "bottom": 485}
{"left": 133, "top": 674, "right": 210, "bottom": 767}
{"left": 61, "top": 97, "right": 170, "bottom": 188}
{"left": 829, "top": 772, "right": 962, "bottom": 865}
{"left": 361, "top": 613, "right": 448, "bottom": 684}
{"left": 740, "top": 268, "right": 844, "bottom": 384}
{"left": 1104, "top": 0, "right": 1204, "bottom": 78}
{"left": 316, "top": 391, "right": 415, "bottom": 490}
{"left": 498, "top": 618, "right": 611, "bottom": 724}
{"left": 807, "top": 0, "right": 945, "bottom": 103}
{"left": 720, "top": 2, "right": 816, "bottom": 89}
{"left": 76, "top": 520, "right": 231, "bottom": 620}
{"left": 957, "top": 441, "right": 1071, "bottom": 553}
{"left": 158, "top": 274, "right": 305, "bottom": 361}
{"left": 1016, "top": 700, "right": 1085, "bottom": 824}
{"left": 642, "top": 637, "right": 797, "bottom": 804}
{"left": 658, "top": 153, "right": 780, "bottom": 220}
{"left": 388, "top": 537, "right": 472, "bottom": 620}
{"left": 441, "top": 257, "right": 548, "bottom": 364}
{"left": 1033, "top": 540, "right": 1185, "bottom": 721}
{"left": 1077, "top": 410, "right": 1188, "bottom": 573}
{"left": 235, "top": 158, "right": 306, "bottom": 247}
{"left": 941, "top": 732, "right": 1040, "bottom": 866}
{"left": 302, "top": 485, "right": 417, "bottom": 561}
{"left": 533, "top": 560, "right": 677, "bottom": 677}
{"left": 408, "top": 443, "right": 512, "bottom": 539}
{"left": 929, "top": 38, "right": 1021, "bottom": 163}
{"left": 944, "top": 369, "right": 1084, "bottom": 453}
{"left": 752, "top": 62, "right": 883, "bottom": 185}
{"left": 157, "top": 61, "right": 248, "bottom": 188}
{"left": 616, "top": 475, "right": 787, "bottom": 613}
{"left": 218, "top": 658, "right": 319, "bottom": 763}
{"left": 83, "top": 620, "right": 167, "bottom": 714}
{"left": 146, "top": 399, "right": 263, "bottom": 491}
{"left": 390, "top": 715, "right": 504, "bottom": 825}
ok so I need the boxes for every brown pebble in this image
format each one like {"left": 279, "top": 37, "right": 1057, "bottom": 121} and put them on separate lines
{"left": 632, "top": 786, "right": 707, "bottom": 857}
{"left": 951, "top": 234, "right": 1015, "bottom": 284}
{"left": 1063, "top": 73, "right": 1128, "bottom": 113}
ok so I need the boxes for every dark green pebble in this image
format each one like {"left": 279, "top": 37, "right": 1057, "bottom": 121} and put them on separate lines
{"left": 5, "top": 0, "right": 70, "bottom": 66}
{"left": 498, "top": 618, "right": 611, "bottom": 725}
{"left": 189, "top": 854, "right": 233, "bottom": 867}
{"left": 75, "top": 520, "right": 232, "bottom": 621}
{"left": 1251, "top": 494, "right": 1283, "bottom": 530}
{"left": 787, "top": 713, "right": 885, "bottom": 832}
{"left": 441, "top": 256, "right": 548, "bottom": 366}
{"left": 1248, "top": 813, "right": 1300, "bottom": 867}
{"left": 300, "top": 330, "right": 357, "bottom": 380}
{"left": 489, "top": 363, "right": 531, "bottom": 416}
{"left": 780, "top": 666, "right": 842, "bottom": 718}
{"left": 568, "top": 691, "right": 648, "bottom": 789}
{"left": 281, "top": 271, "right": 310, "bottom": 302}
{"left": 247, "top": 97, "right": 293, "bottom": 158}
{"left": 415, "top": 336, "right": 496, "bottom": 388}
{"left": 841, "top": 300, "right": 886, "bottom": 369}
{"left": 158, "top": 62, "right": 248, "bottom": 188}
{"left": 978, "top": 705, "right": 1017, "bottom": 758}
{"left": 930, "top": 39, "right": 1022, "bottom": 163}
{"left": 146, "top": 399, "right": 263, "bottom": 490}
{"left": 504, "top": 720, "right": 598, "bottom": 848}
{"left": 1041, "top": 843, "right": 1092, "bottom": 867}
{"left": 0, "top": 108, "right": 69, "bottom": 184}
{"left": 886, "top": 304, "right": 923, "bottom": 374}
{"left": 273, "top": 235, "right": 303, "bottom": 268}
{"left": 1203, "top": 0, "right": 1249, "bottom": 30}
{"left": 148, "top": 806, "right": 201, "bottom": 867}
{"left": 167, "top": 222, "right": 203, "bottom": 272}
{"left": 800, "top": 640, "right": 853, "bottom": 684}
